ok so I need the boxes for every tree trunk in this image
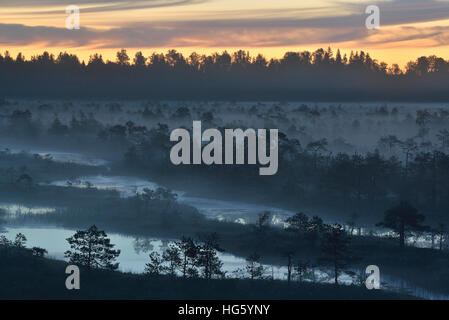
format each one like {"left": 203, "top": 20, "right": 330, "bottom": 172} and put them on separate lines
{"left": 431, "top": 231, "right": 435, "bottom": 249}
{"left": 287, "top": 255, "right": 292, "bottom": 285}
{"left": 432, "top": 152, "right": 437, "bottom": 209}
{"left": 405, "top": 152, "right": 409, "bottom": 179}
{"left": 88, "top": 241, "right": 92, "bottom": 269}
{"left": 334, "top": 262, "right": 338, "bottom": 285}
{"left": 399, "top": 222, "right": 405, "bottom": 248}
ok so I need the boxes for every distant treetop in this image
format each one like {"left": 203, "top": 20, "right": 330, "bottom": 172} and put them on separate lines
{"left": 1, "top": 48, "right": 448, "bottom": 100}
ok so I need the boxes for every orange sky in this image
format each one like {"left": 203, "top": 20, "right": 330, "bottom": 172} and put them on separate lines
{"left": 2, "top": 0, "right": 449, "bottom": 67}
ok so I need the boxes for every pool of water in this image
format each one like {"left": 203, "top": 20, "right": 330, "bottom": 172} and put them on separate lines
{"left": 2, "top": 149, "right": 447, "bottom": 299}
{"left": 48, "top": 175, "right": 293, "bottom": 225}
{"left": 0, "top": 226, "right": 288, "bottom": 277}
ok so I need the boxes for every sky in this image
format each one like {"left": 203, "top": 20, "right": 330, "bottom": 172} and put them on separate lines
{"left": 2, "top": 0, "right": 449, "bottom": 66}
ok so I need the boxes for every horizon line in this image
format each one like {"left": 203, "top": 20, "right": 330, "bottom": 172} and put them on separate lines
{"left": 0, "top": 46, "right": 441, "bottom": 69}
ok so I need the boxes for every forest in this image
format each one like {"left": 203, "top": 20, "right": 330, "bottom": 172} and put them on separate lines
{"left": 1, "top": 48, "right": 449, "bottom": 100}
{"left": 1, "top": 98, "right": 449, "bottom": 299}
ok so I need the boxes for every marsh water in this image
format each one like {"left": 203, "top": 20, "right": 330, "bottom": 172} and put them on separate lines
{"left": 1, "top": 149, "right": 447, "bottom": 299}
{"left": 49, "top": 174, "right": 293, "bottom": 224}
{"left": 2, "top": 226, "right": 260, "bottom": 276}
{"left": 3, "top": 224, "right": 447, "bottom": 300}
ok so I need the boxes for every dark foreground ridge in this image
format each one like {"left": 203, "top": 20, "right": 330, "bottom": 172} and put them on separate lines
{"left": 0, "top": 246, "right": 413, "bottom": 300}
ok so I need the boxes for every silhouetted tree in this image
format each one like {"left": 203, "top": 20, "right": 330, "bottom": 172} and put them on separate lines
{"left": 255, "top": 211, "right": 271, "bottom": 234}
{"left": 145, "top": 251, "right": 166, "bottom": 275}
{"left": 284, "top": 251, "right": 294, "bottom": 285}
{"left": 437, "top": 222, "right": 446, "bottom": 251}
{"left": 437, "top": 129, "right": 449, "bottom": 152}
{"left": 0, "top": 235, "right": 11, "bottom": 246}
{"left": 65, "top": 225, "right": 121, "bottom": 270}
{"left": 31, "top": 247, "right": 47, "bottom": 257}
{"left": 377, "top": 201, "right": 427, "bottom": 248}
{"left": 196, "top": 233, "right": 223, "bottom": 280}
{"left": 116, "top": 49, "right": 130, "bottom": 66}
{"left": 308, "top": 216, "right": 327, "bottom": 243}
{"left": 402, "top": 138, "right": 418, "bottom": 178}
{"left": 13, "top": 233, "right": 27, "bottom": 248}
{"left": 133, "top": 51, "right": 147, "bottom": 68}
{"left": 294, "top": 260, "right": 310, "bottom": 283}
{"left": 162, "top": 244, "right": 182, "bottom": 277}
{"left": 378, "top": 135, "right": 401, "bottom": 153}
{"left": 245, "top": 253, "right": 264, "bottom": 280}
{"left": 6, "top": 47, "right": 449, "bottom": 100}
{"left": 320, "top": 224, "right": 354, "bottom": 285}
{"left": 174, "top": 236, "right": 198, "bottom": 278}
{"left": 285, "top": 212, "right": 309, "bottom": 235}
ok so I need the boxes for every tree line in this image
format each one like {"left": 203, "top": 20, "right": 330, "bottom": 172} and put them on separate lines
{"left": 124, "top": 123, "right": 449, "bottom": 224}
{"left": 3, "top": 104, "right": 449, "bottom": 226}
{"left": 1, "top": 48, "right": 449, "bottom": 100}
{"left": 2, "top": 104, "right": 449, "bottom": 226}
{"left": 0, "top": 199, "right": 438, "bottom": 286}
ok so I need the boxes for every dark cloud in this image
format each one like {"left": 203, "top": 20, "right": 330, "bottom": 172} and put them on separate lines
{"left": 359, "top": 25, "right": 449, "bottom": 47}
{"left": 341, "top": 0, "right": 449, "bottom": 26}
{"left": 0, "top": 21, "right": 368, "bottom": 48}
{"left": 0, "top": 23, "right": 96, "bottom": 47}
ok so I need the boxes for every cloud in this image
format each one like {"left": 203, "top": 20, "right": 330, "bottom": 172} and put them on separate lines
{"left": 1, "top": 20, "right": 448, "bottom": 49}
{"left": 4, "top": 0, "right": 449, "bottom": 27}
{"left": 0, "top": 23, "right": 96, "bottom": 47}
{"left": 0, "top": 21, "right": 369, "bottom": 48}
{"left": 0, "top": 0, "right": 206, "bottom": 14}
{"left": 360, "top": 25, "right": 449, "bottom": 47}
{"left": 341, "top": 0, "right": 449, "bottom": 26}
{"left": 2, "top": 0, "right": 449, "bottom": 49}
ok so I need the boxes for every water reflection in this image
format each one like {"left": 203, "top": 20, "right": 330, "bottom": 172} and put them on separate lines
{"left": 2, "top": 226, "right": 448, "bottom": 299}
{"left": 0, "top": 226, "right": 276, "bottom": 276}
{"left": 46, "top": 175, "right": 445, "bottom": 249}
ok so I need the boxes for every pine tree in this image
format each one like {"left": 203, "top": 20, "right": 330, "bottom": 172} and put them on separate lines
{"left": 65, "top": 225, "right": 120, "bottom": 270}
{"left": 335, "top": 49, "right": 342, "bottom": 64}
{"left": 162, "top": 244, "right": 181, "bottom": 276}
{"left": 174, "top": 236, "right": 198, "bottom": 278}
{"left": 145, "top": 251, "right": 166, "bottom": 275}
{"left": 320, "top": 224, "right": 354, "bottom": 285}
{"left": 13, "top": 233, "right": 27, "bottom": 248}
{"left": 377, "top": 201, "right": 428, "bottom": 248}
{"left": 294, "top": 260, "right": 310, "bottom": 283}
{"left": 245, "top": 253, "right": 264, "bottom": 280}
{"left": 196, "top": 233, "right": 223, "bottom": 280}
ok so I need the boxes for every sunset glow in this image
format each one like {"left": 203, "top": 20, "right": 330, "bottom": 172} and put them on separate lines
{"left": 2, "top": 0, "right": 449, "bottom": 66}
